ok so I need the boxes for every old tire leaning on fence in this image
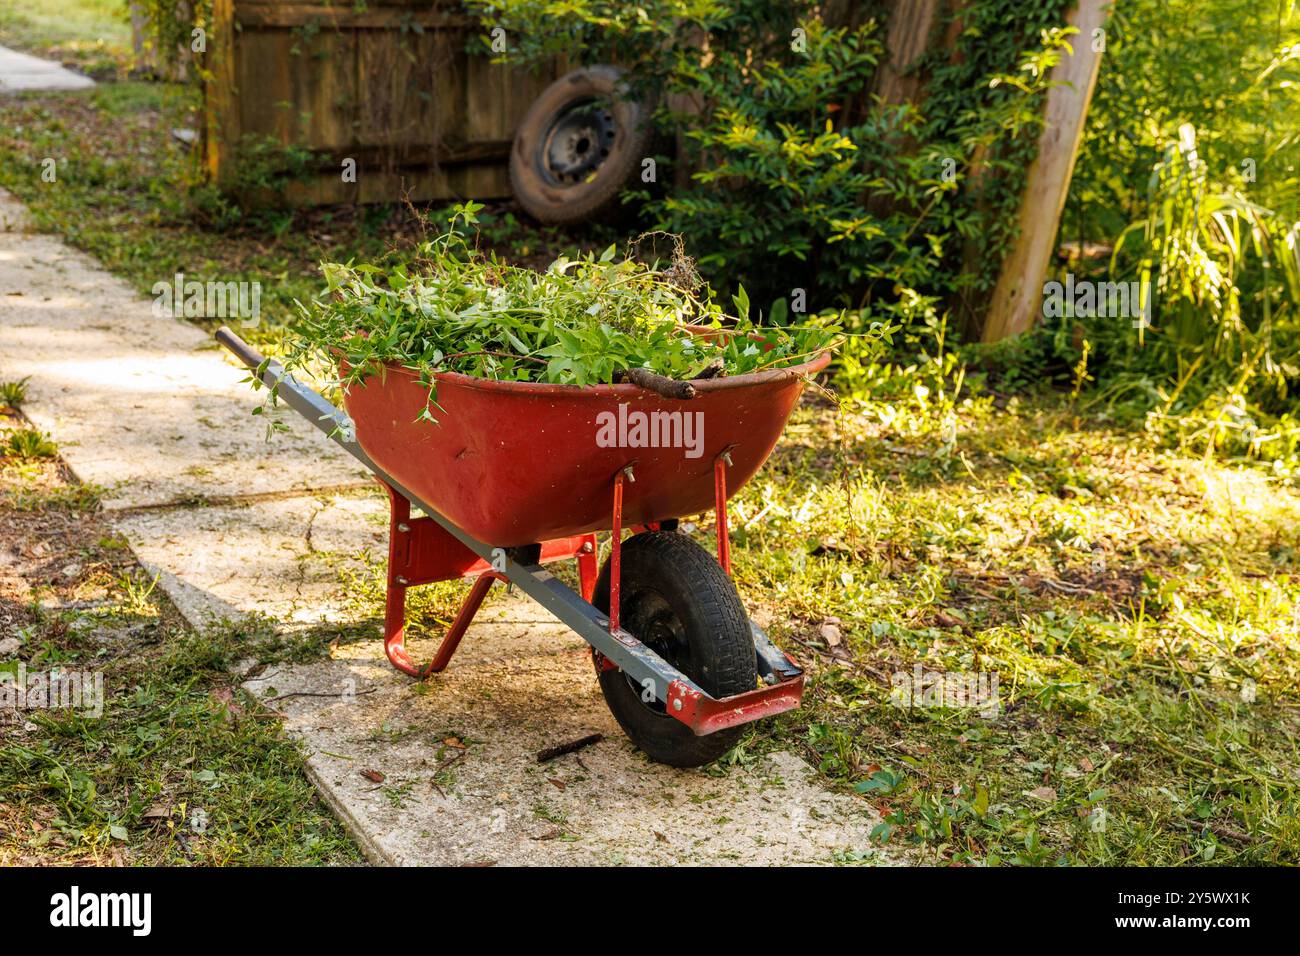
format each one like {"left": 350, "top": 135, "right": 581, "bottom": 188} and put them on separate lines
{"left": 510, "top": 65, "right": 654, "bottom": 226}
{"left": 591, "top": 531, "right": 756, "bottom": 767}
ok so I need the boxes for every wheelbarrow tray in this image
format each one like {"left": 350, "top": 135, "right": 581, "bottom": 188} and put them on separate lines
{"left": 341, "top": 352, "right": 830, "bottom": 547}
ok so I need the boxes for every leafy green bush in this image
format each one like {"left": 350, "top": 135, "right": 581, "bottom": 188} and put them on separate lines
{"left": 1082, "top": 126, "right": 1300, "bottom": 468}
{"left": 1062, "top": 1, "right": 1300, "bottom": 472}
{"left": 470, "top": 0, "right": 1075, "bottom": 325}
{"left": 1069, "top": 0, "right": 1299, "bottom": 244}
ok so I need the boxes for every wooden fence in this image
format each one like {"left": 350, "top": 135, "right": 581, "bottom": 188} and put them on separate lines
{"left": 204, "top": 0, "right": 561, "bottom": 205}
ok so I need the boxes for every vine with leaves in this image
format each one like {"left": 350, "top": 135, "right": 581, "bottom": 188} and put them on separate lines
{"left": 135, "top": 0, "right": 213, "bottom": 80}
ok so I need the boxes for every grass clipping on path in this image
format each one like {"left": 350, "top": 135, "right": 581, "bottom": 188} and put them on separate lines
{"left": 270, "top": 204, "right": 854, "bottom": 421}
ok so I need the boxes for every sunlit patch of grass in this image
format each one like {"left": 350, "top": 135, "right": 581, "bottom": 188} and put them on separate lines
{"left": 4, "top": 480, "right": 103, "bottom": 513}
{"left": 0, "top": 467, "right": 360, "bottom": 866}
{"left": 733, "top": 393, "right": 1300, "bottom": 865}
{"left": 0, "top": 0, "right": 131, "bottom": 77}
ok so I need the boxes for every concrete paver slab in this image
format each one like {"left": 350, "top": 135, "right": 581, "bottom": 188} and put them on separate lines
{"left": 0, "top": 45, "right": 95, "bottom": 93}
{"left": 0, "top": 190, "right": 370, "bottom": 508}
{"left": 121, "top": 492, "right": 893, "bottom": 865}
{"left": 114, "top": 490, "right": 390, "bottom": 627}
{"left": 248, "top": 645, "right": 890, "bottom": 866}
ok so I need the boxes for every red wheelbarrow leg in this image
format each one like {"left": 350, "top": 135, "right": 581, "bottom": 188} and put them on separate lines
{"left": 607, "top": 463, "right": 633, "bottom": 631}
{"left": 381, "top": 486, "right": 505, "bottom": 679}
{"left": 379, "top": 485, "right": 597, "bottom": 678}
{"left": 384, "top": 569, "right": 504, "bottom": 678}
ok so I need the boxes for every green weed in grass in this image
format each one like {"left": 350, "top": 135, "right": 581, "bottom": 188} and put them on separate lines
{"left": 0, "top": 378, "right": 29, "bottom": 409}
{"left": 4, "top": 429, "right": 57, "bottom": 460}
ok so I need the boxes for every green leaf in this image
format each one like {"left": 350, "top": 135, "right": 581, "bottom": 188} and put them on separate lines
{"left": 732, "top": 284, "right": 750, "bottom": 321}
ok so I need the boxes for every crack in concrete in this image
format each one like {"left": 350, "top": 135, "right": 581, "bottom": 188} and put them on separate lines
{"left": 104, "top": 481, "right": 378, "bottom": 518}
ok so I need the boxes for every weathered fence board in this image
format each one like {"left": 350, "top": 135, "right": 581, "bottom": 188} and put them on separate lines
{"left": 204, "top": 0, "right": 560, "bottom": 205}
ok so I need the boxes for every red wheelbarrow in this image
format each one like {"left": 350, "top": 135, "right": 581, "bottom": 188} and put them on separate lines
{"left": 218, "top": 327, "right": 827, "bottom": 767}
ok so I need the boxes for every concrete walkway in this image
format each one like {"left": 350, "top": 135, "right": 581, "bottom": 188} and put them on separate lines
{"left": 0, "top": 44, "right": 95, "bottom": 93}
{"left": 0, "top": 188, "right": 894, "bottom": 865}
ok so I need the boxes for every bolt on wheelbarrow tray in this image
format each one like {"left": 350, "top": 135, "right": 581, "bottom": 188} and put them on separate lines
{"left": 218, "top": 326, "right": 827, "bottom": 767}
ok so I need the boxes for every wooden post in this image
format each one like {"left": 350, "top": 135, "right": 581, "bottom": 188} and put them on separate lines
{"left": 203, "top": 0, "right": 238, "bottom": 186}
{"left": 979, "top": 0, "right": 1109, "bottom": 342}
{"left": 129, "top": 4, "right": 154, "bottom": 75}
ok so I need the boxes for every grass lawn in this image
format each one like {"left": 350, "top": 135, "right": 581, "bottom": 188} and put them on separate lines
{"left": 735, "top": 397, "right": 1300, "bottom": 865}
{"left": 1, "top": 76, "right": 1297, "bottom": 866}
{"left": 0, "top": 0, "right": 132, "bottom": 77}
{"left": 0, "top": 415, "right": 361, "bottom": 864}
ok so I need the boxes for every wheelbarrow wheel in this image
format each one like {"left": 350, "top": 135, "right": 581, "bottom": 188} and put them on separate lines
{"left": 591, "top": 531, "right": 756, "bottom": 768}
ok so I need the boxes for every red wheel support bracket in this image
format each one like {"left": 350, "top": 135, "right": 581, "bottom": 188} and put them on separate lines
{"left": 577, "top": 536, "right": 599, "bottom": 603}
{"left": 385, "top": 569, "right": 506, "bottom": 679}
{"left": 713, "top": 446, "right": 734, "bottom": 574}
{"left": 382, "top": 486, "right": 597, "bottom": 679}
{"left": 608, "top": 462, "right": 634, "bottom": 631}
{"left": 666, "top": 673, "right": 805, "bottom": 735}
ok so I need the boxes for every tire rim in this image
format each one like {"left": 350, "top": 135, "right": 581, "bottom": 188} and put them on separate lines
{"left": 620, "top": 588, "right": 692, "bottom": 717}
{"left": 539, "top": 99, "right": 618, "bottom": 187}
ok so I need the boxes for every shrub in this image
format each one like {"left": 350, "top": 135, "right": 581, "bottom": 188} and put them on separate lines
{"left": 1080, "top": 125, "right": 1300, "bottom": 468}
{"left": 470, "top": 0, "right": 1076, "bottom": 333}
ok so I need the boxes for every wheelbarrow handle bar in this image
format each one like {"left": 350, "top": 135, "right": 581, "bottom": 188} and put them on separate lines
{"left": 215, "top": 326, "right": 265, "bottom": 371}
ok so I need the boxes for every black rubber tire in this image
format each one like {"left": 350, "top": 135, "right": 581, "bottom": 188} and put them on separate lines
{"left": 510, "top": 65, "right": 654, "bottom": 225}
{"left": 592, "top": 531, "right": 757, "bottom": 767}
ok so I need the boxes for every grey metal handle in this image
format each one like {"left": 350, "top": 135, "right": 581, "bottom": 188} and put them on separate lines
{"left": 215, "top": 325, "right": 265, "bottom": 372}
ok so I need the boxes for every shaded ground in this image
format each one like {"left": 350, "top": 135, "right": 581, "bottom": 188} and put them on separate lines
{"left": 0, "top": 407, "right": 361, "bottom": 865}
